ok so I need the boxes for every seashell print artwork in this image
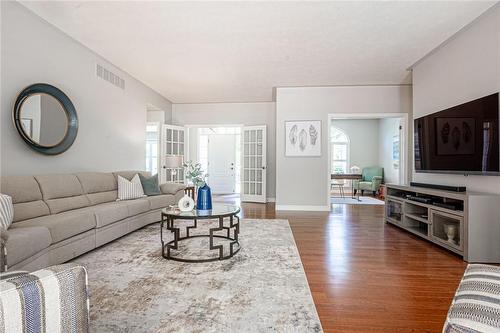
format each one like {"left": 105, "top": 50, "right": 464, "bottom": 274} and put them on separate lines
{"left": 289, "top": 124, "right": 298, "bottom": 145}
{"left": 285, "top": 120, "right": 321, "bottom": 156}
{"left": 299, "top": 129, "right": 307, "bottom": 151}
{"left": 309, "top": 125, "right": 318, "bottom": 145}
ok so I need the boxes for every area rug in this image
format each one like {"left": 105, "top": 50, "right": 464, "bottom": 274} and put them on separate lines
{"left": 331, "top": 195, "right": 385, "bottom": 205}
{"left": 72, "top": 219, "right": 323, "bottom": 333}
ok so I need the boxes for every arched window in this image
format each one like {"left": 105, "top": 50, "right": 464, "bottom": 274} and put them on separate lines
{"left": 331, "top": 127, "right": 350, "bottom": 174}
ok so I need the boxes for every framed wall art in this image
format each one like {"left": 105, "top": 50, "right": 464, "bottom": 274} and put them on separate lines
{"left": 285, "top": 120, "right": 321, "bottom": 157}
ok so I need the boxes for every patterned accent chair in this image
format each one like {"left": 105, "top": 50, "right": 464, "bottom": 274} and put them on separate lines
{"left": 443, "top": 264, "right": 500, "bottom": 333}
{"left": 0, "top": 263, "right": 89, "bottom": 332}
{"left": 353, "top": 167, "right": 384, "bottom": 196}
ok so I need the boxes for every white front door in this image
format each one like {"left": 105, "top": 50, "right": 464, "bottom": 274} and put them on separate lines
{"left": 241, "top": 125, "right": 267, "bottom": 203}
{"left": 208, "top": 134, "right": 236, "bottom": 194}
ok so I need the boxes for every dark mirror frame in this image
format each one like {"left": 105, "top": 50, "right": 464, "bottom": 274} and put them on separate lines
{"left": 13, "top": 83, "right": 78, "bottom": 155}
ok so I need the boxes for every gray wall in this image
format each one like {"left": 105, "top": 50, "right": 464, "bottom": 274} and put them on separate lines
{"left": 1, "top": 2, "right": 172, "bottom": 176}
{"left": 331, "top": 119, "right": 380, "bottom": 171}
{"left": 276, "top": 85, "right": 412, "bottom": 210}
{"left": 172, "top": 102, "right": 276, "bottom": 199}
{"left": 412, "top": 4, "right": 500, "bottom": 193}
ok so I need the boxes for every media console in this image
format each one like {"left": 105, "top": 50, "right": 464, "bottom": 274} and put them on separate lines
{"left": 384, "top": 184, "right": 500, "bottom": 263}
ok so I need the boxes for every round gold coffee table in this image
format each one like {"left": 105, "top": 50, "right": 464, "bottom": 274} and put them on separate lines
{"left": 160, "top": 204, "right": 241, "bottom": 263}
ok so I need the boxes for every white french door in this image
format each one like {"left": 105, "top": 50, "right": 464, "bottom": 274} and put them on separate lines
{"left": 241, "top": 125, "right": 267, "bottom": 203}
{"left": 161, "top": 124, "right": 185, "bottom": 184}
{"left": 208, "top": 134, "right": 236, "bottom": 194}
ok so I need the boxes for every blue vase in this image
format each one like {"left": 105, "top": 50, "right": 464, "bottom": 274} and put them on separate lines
{"left": 196, "top": 183, "right": 212, "bottom": 211}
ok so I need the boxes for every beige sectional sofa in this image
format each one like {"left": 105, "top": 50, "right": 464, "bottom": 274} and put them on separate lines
{"left": 1, "top": 171, "right": 184, "bottom": 272}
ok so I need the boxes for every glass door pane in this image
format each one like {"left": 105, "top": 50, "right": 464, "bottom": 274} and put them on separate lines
{"left": 241, "top": 126, "right": 266, "bottom": 203}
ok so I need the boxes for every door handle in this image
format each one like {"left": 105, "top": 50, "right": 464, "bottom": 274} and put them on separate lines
{"left": 262, "top": 166, "right": 266, "bottom": 170}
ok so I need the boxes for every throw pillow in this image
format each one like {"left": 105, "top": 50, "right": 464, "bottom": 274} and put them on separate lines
{"left": 117, "top": 174, "right": 145, "bottom": 200}
{"left": 0, "top": 193, "right": 14, "bottom": 231}
{"left": 139, "top": 174, "right": 161, "bottom": 196}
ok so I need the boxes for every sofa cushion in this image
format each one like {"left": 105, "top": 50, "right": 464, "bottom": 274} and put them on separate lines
{"left": 160, "top": 183, "right": 185, "bottom": 195}
{"left": 147, "top": 194, "right": 176, "bottom": 210}
{"left": 12, "top": 201, "right": 50, "bottom": 223}
{"left": 125, "top": 198, "right": 150, "bottom": 216}
{"left": 444, "top": 264, "right": 500, "bottom": 333}
{"left": 76, "top": 172, "right": 118, "bottom": 205}
{"left": 1, "top": 176, "right": 43, "bottom": 203}
{"left": 139, "top": 174, "right": 161, "bottom": 196}
{"left": 0, "top": 194, "right": 13, "bottom": 231}
{"left": 13, "top": 208, "right": 96, "bottom": 243}
{"left": 35, "top": 174, "right": 90, "bottom": 214}
{"left": 44, "top": 195, "right": 91, "bottom": 215}
{"left": 92, "top": 202, "right": 129, "bottom": 228}
{"left": 5, "top": 226, "right": 51, "bottom": 266}
{"left": 86, "top": 191, "right": 118, "bottom": 206}
{"left": 117, "top": 175, "right": 145, "bottom": 201}
{"left": 76, "top": 172, "right": 117, "bottom": 193}
{"left": 35, "top": 174, "right": 85, "bottom": 200}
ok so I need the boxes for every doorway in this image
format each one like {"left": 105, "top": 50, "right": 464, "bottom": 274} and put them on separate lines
{"left": 186, "top": 125, "right": 268, "bottom": 203}
{"left": 327, "top": 113, "right": 408, "bottom": 206}
{"left": 197, "top": 127, "right": 241, "bottom": 195}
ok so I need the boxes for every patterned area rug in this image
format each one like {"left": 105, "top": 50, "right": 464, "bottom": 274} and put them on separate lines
{"left": 72, "top": 219, "right": 323, "bottom": 333}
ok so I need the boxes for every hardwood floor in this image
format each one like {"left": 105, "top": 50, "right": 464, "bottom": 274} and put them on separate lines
{"left": 219, "top": 197, "right": 467, "bottom": 332}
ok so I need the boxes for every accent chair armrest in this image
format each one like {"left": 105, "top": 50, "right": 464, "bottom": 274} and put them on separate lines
{"left": 371, "top": 176, "right": 383, "bottom": 191}
{"left": 160, "top": 182, "right": 186, "bottom": 195}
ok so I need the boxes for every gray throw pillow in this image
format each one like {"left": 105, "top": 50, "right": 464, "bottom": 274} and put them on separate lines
{"left": 139, "top": 174, "right": 161, "bottom": 196}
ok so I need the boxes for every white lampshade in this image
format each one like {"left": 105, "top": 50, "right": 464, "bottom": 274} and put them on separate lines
{"left": 350, "top": 165, "right": 361, "bottom": 174}
{"left": 165, "top": 155, "right": 183, "bottom": 168}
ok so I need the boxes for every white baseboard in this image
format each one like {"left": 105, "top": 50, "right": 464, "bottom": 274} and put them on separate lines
{"left": 275, "top": 205, "right": 330, "bottom": 211}
{"left": 266, "top": 197, "right": 276, "bottom": 202}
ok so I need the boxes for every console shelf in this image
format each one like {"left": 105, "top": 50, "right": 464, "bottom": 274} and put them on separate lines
{"left": 385, "top": 184, "right": 500, "bottom": 263}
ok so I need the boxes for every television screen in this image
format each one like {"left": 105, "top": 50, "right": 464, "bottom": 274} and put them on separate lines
{"left": 414, "top": 93, "right": 499, "bottom": 175}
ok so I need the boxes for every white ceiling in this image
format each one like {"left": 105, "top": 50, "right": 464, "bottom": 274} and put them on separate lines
{"left": 20, "top": 1, "right": 496, "bottom": 103}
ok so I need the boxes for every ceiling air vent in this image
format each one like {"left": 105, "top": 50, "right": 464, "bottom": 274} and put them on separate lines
{"left": 96, "top": 63, "right": 125, "bottom": 90}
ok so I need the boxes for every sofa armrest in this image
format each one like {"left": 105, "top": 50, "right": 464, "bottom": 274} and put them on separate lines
{"left": 160, "top": 182, "right": 186, "bottom": 195}
{"left": 0, "top": 263, "right": 89, "bottom": 331}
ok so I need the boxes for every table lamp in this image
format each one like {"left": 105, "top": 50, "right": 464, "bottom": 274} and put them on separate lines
{"left": 164, "top": 155, "right": 184, "bottom": 182}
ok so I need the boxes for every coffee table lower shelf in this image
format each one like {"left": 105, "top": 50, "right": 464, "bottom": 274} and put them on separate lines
{"left": 160, "top": 206, "right": 241, "bottom": 263}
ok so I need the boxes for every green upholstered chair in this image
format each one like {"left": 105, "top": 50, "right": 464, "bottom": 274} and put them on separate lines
{"left": 353, "top": 167, "right": 384, "bottom": 196}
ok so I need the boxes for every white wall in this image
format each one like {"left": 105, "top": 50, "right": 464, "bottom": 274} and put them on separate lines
{"left": 378, "top": 118, "right": 401, "bottom": 184}
{"left": 172, "top": 102, "right": 276, "bottom": 198}
{"left": 412, "top": 4, "right": 500, "bottom": 193}
{"left": 331, "top": 119, "right": 380, "bottom": 171}
{"left": 0, "top": 2, "right": 172, "bottom": 176}
{"left": 276, "top": 85, "right": 412, "bottom": 210}
{"left": 147, "top": 110, "right": 167, "bottom": 124}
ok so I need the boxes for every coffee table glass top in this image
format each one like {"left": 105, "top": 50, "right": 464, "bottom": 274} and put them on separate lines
{"left": 162, "top": 204, "right": 240, "bottom": 219}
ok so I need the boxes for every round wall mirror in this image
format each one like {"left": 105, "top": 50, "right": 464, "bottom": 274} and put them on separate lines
{"left": 13, "top": 83, "right": 78, "bottom": 155}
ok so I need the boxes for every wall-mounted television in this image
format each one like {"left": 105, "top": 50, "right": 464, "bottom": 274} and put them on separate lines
{"left": 414, "top": 93, "right": 499, "bottom": 175}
